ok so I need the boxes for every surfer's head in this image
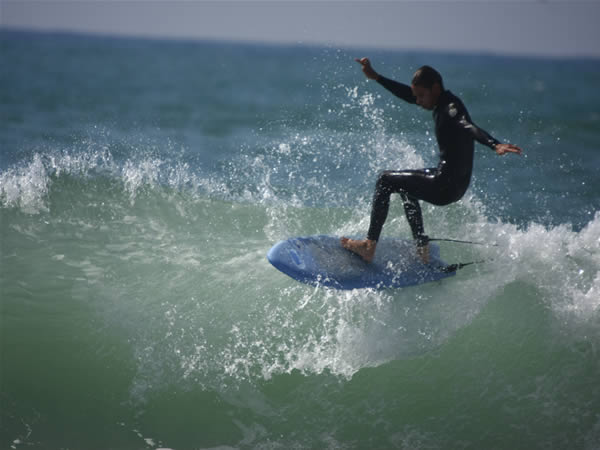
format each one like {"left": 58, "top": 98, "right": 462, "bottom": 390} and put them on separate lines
{"left": 411, "top": 66, "right": 444, "bottom": 110}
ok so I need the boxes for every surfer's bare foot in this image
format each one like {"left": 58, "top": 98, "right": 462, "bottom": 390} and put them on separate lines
{"left": 341, "top": 237, "right": 377, "bottom": 263}
{"left": 416, "top": 243, "right": 430, "bottom": 264}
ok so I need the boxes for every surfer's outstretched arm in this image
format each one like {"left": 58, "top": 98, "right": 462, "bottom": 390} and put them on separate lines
{"left": 355, "top": 57, "right": 417, "bottom": 104}
{"left": 457, "top": 115, "right": 523, "bottom": 156}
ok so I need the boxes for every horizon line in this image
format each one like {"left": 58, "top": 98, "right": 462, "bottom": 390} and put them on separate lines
{"left": 3, "top": 26, "right": 600, "bottom": 62}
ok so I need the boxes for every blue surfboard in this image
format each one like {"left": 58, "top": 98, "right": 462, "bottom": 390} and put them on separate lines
{"left": 267, "top": 235, "right": 455, "bottom": 290}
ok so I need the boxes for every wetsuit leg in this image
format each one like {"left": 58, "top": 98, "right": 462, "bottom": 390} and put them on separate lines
{"left": 366, "top": 169, "right": 454, "bottom": 244}
{"left": 399, "top": 191, "right": 425, "bottom": 243}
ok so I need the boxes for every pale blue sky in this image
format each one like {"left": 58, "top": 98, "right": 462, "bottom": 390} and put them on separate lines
{"left": 2, "top": 1, "right": 600, "bottom": 58}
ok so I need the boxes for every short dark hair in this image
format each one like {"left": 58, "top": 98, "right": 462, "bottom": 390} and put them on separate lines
{"left": 412, "top": 65, "right": 444, "bottom": 90}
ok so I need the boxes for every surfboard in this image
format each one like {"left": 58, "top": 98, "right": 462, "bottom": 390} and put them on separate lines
{"left": 267, "top": 235, "right": 455, "bottom": 290}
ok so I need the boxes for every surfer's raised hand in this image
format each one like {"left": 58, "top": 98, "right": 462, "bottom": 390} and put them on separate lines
{"left": 494, "top": 143, "right": 523, "bottom": 156}
{"left": 355, "top": 57, "right": 380, "bottom": 81}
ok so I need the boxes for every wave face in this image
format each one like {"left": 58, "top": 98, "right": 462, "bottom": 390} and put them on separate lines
{"left": 1, "top": 31, "right": 599, "bottom": 449}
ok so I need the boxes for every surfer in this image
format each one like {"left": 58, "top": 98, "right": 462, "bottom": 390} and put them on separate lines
{"left": 342, "top": 59, "right": 522, "bottom": 264}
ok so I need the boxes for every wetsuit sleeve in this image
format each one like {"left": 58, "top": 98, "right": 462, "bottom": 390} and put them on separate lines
{"left": 376, "top": 76, "right": 417, "bottom": 104}
{"left": 457, "top": 115, "right": 501, "bottom": 150}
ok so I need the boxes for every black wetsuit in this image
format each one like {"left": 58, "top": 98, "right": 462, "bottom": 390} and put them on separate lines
{"left": 366, "top": 76, "right": 501, "bottom": 245}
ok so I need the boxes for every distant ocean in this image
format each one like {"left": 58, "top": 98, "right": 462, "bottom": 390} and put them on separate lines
{"left": 1, "top": 30, "right": 599, "bottom": 449}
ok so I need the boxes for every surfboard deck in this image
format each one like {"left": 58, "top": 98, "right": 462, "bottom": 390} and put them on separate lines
{"left": 267, "top": 235, "right": 455, "bottom": 290}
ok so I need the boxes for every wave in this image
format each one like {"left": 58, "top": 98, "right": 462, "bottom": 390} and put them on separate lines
{"left": 1, "top": 82, "right": 598, "bottom": 414}
{"left": 2, "top": 136, "right": 598, "bottom": 400}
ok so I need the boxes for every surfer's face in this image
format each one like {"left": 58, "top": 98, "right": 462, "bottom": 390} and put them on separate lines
{"left": 411, "top": 83, "right": 441, "bottom": 110}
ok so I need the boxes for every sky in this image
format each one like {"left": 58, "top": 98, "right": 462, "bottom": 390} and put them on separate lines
{"left": 2, "top": 0, "right": 600, "bottom": 59}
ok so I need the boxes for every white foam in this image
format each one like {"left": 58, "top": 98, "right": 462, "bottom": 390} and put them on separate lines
{"left": 0, "top": 153, "right": 49, "bottom": 214}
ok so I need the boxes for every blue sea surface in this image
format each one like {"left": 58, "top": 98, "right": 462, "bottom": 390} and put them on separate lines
{"left": 1, "top": 30, "right": 599, "bottom": 449}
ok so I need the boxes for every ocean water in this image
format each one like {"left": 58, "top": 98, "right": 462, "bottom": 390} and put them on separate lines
{"left": 1, "top": 30, "right": 599, "bottom": 449}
